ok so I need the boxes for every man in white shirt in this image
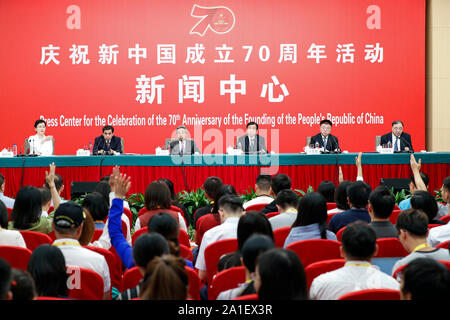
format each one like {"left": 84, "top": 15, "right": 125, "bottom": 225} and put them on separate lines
{"left": 195, "top": 195, "right": 244, "bottom": 282}
{"left": 52, "top": 202, "right": 111, "bottom": 299}
{"left": 309, "top": 222, "right": 399, "bottom": 300}
{"left": 0, "top": 174, "right": 14, "bottom": 209}
{"left": 269, "top": 189, "right": 298, "bottom": 230}
{"left": 243, "top": 175, "right": 273, "bottom": 210}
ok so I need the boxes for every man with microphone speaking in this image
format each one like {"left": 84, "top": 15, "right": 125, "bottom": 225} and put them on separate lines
{"left": 380, "top": 120, "right": 414, "bottom": 153}
{"left": 310, "top": 119, "right": 341, "bottom": 153}
{"left": 169, "top": 125, "right": 201, "bottom": 155}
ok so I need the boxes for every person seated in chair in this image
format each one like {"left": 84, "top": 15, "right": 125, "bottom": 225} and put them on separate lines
{"left": 380, "top": 120, "right": 413, "bottom": 153}
{"left": 309, "top": 119, "right": 340, "bottom": 153}
{"left": 236, "top": 122, "right": 267, "bottom": 154}
{"left": 169, "top": 125, "right": 200, "bottom": 155}
{"left": 93, "top": 125, "right": 122, "bottom": 155}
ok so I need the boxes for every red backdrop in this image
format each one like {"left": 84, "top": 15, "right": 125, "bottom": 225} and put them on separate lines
{"left": 0, "top": 0, "right": 425, "bottom": 154}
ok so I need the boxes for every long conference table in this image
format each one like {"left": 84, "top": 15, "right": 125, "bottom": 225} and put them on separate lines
{"left": 0, "top": 152, "right": 449, "bottom": 200}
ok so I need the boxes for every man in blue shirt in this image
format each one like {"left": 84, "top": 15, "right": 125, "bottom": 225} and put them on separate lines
{"left": 328, "top": 181, "right": 372, "bottom": 234}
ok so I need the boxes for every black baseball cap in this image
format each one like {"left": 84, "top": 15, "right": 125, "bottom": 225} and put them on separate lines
{"left": 53, "top": 202, "right": 86, "bottom": 229}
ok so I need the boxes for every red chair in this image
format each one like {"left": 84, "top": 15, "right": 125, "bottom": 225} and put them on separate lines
{"left": 389, "top": 209, "right": 402, "bottom": 225}
{"left": 394, "top": 204, "right": 400, "bottom": 211}
{"left": 338, "top": 289, "right": 400, "bottom": 300}
{"left": 429, "top": 224, "right": 442, "bottom": 229}
{"left": 208, "top": 266, "right": 246, "bottom": 300}
{"left": 233, "top": 293, "right": 258, "bottom": 300}
{"left": 440, "top": 214, "right": 450, "bottom": 224}
{"left": 180, "top": 244, "right": 193, "bottom": 261}
{"left": 123, "top": 207, "right": 133, "bottom": 226}
{"left": 67, "top": 266, "right": 105, "bottom": 300}
{"left": 393, "top": 260, "right": 450, "bottom": 281}
{"left": 375, "top": 238, "right": 408, "bottom": 257}
{"left": 132, "top": 226, "right": 190, "bottom": 248}
{"left": 48, "top": 206, "right": 54, "bottom": 214}
{"left": 34, "top": 296, "right": 69, "bottom": 300}
{"left": 185, "top": 266, "right": 201, "bottom": 300}
{"left": 439, "top": 260, "right": 450, "bottom": 271}
{"left": 138, "top": 207, "right": 147, "bottom": 217}
{"left": 0, "top": 246, "right": 32, "bottom": 270}
{"left": 121, "top": 266, "right": 142, "bottom": 292}
{"left": 265, "top": 212, "right": 279, "bottom": 219}
{"left": 326, "top": 202, "right": 337, "bottom": 210}
{"left": 246, "top": 203, "right": 271, "bottom": 212}
{"left": 91, "top": 229, "right": 104, "bottom": 242}
{"left": 48, "top": 230, "right": 56, "bottom": 242}
{"left": 336, "top": 227, "right": 346, "bottom": 241}
{"left": 304, "top": 259, "right": 346, "bottom": 289}
{"left": 19, "top": 231, "right": 52, "bottom": 251}
{"left": 273, "top": 226, "right": 291, "bottom": 248}
{"left": 7, "top": 208, "right": 12, "bottom": 221}
{"left": 286, "top": 239, "right": 341, "bottom": 268}
{"left": 84, "top": 245, "right": 123, "bottom": 292}
{"left": 204, "top": 238, "right": 238, "bottom": 284}
{"left": 437, "top": 241, "right": 450, "bottom": 249}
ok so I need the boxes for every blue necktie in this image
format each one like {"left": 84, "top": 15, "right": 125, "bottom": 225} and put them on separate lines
{"left": 394, "top": 137, "right": 399, "bottom": 151}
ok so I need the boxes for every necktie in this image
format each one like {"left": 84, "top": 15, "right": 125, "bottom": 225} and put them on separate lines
{"left": 394, "top": 137, "right": 399, "bottom": 151}
{"left": 323, "top": 137, "right": 327, "bottom": 148}
{"left": 106, "top": 140, "right": 110, "bottom": 151}
{"left": 180, "top": 141, "right": 184, "bottom": 154}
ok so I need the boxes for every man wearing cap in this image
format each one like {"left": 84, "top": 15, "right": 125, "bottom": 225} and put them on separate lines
{"left": 310, "top": 119, "right": 341, "bottom": 153}
{"left": 52, "top": 202, "right": 111, "bottom": 299}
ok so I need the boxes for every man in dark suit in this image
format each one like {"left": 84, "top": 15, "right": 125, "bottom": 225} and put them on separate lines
{"left": 310, "top": 119, "right": 341, "bottom": 153}
{"left": 236, "top": 122, "right": 267, "bottom": 154}
{"left": 169, "top": 125, "right": 201, "bottom": 155}
{"left": 380, "top": 120, "right": 413, "bottom": 153}
{"left": 93, "top": 125, "right": 122, "bottom": 155}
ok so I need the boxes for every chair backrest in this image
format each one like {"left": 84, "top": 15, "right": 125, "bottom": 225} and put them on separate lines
{"left": 138, "top": 207, "right": 147, "bottom": 217}
{"left": 429, "top": 224, "right": 442, "bottom": 229}
{"left": 265, "top": 212, "right": 279, "bottom": 219}
{"left": 180, "top": 244, "right": 193, "bottom": 261}
{"left": 84, "top": 245, "right": 122, "bottom": 291}
{"left": 233, "top": 293, "right": 258, "bottom": 300}
{"left": 339, "top": 289, "right": 400, "bottom": 300}
{"left": 246, "top": 203, "right": 270, "bottom": 212}
{"left": 286, "top": 239, "right": 341, "bottom": 268}
{"left": 273, "top": 226, "right": 291, "bottom": 248}
{"left": 123, "top": 208, "right": 133, "bottom": 226}
{"left": 327, "top": 212, "right": 339, "bottom": 225}
{"left": 440, "top": 214, "right": 450, "bottom": 224}
{"left": 437, "top": 241, "right": 450, "bottom": 249}
{"left": 375, "top": 135, "right": 381, "bottom": 149}
{"left": 19, "top": 231, "right": 52, "bottom": 251}
{"left": 208, "top": 266, "right": 246, "bottom": 300}
{"left": 7, "top": 208, "right": 12, "bottom": 221}
{"left": 121, "top": 266, "right": 142, "bottom": 292}
{"left": 394, "top": 204, "right": 400, "bottom": 211}
{"left": 375, "top": 238, "right": 408, "bottom": 257}
{"left": 0, "top": 245, "right": 32, "bottom": 270}
{"left": 326, "top": 203, "right": 337, "bottom": 210}
{"left": 34, "top": 296, "right": 69, "bottom": 300}
{"left": 304, "top": 259, "right": 346, "bottom": 290}
{"left": 389, "top": 209, "right": 402, "bottom": 225}
{"left": 120, "top": 137, "right": 124, "bottom": 153}
{"left": 306, "top": 136, "right": 311, "bottom": 147}
{"left": 132, "top": 226, "right": 190, "bottom": 248}
{"left": 336, "top": 227, "right": 346, "bottom": 241}
{"left": 439, "top": 260, "right": 450, "bottom": 271}
{"left": 204, "top": 238, "right": 238, "bottom": 284}
{"left": 185, "top": 266, "right": 201, "bottom": 300}
{"left": 67, "top": 266, "right": 104, "bottom": 300}
{"left": 24, "top": 138, "right": 30, "bottom": 155}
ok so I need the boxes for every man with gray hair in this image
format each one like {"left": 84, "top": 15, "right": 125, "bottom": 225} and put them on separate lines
{"left": 169, "top": 125, "right": 201, "bottom": 155}
{"left": 380, "top": 120, "right": 413, "bottom": 152}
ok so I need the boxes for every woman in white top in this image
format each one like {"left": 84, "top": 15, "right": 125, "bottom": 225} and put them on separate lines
{"left": 28, "top": 119, "right": 54, "bottom": 156}
{"left": 0, "top": 201, "right": 26, "bottom": 248}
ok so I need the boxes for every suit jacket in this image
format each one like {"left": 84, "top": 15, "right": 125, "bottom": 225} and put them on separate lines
{"left": 169, "top": 139, "right": 200, "bottom": 155}
{"left": 236, "top": 134, "right": 267, "bottom": 154}
{"left": 310, "top": 133, "right": 340, "bottom": 152}
{"left": 93, "top": 135, "right": 122, "bottom": 154}
{"left": 380, "top": 132, "right": 413, "bottom": 152}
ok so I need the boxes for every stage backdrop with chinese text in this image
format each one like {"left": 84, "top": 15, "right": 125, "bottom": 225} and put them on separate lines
{"left": 0, "top": 0, "right": 425, "bottom": 154}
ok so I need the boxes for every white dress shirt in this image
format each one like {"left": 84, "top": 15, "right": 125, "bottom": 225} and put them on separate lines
{"left": 195, "top": 216, "right": 240, "bottom": 272}
{"left": 427, "top": 223, "right": 450, "bottom": 247}
{"left": 28, "top": 134, "right": 53, "bottom": 156}
{"left": 0, "top": 192, "right": 15, "bottom": 209}
{"left": 269, "top": 209, "right": 297, "bottom": 230}
{"left": 0, "top": 229, "right": 26, "bottom": 248}
{"left": 243, "top": 196, "right": 274, "bottom": 210}
{"left": 53, "top": 238, "right": 111, "bottom": 293}
{"left": 392, "top": 133, "right": 401, "bottom": 151}
{"left": 309, "top": 260, "right": 400, "bottom": 300}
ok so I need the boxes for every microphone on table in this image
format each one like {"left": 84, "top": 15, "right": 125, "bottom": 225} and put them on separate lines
{"left": 399, "top": 136, "right": 413, "bottom": 153}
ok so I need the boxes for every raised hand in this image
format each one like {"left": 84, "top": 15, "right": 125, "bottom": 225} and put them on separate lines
{"left": 114, "top": 173, "right": 131, "bottom": 199}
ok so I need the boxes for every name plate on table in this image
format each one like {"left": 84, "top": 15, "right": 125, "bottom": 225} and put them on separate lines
{"left": 76, "top": 149, "right": 90, "bottom": 156}
{"left": 226, "top": 147, "right": 243, "bottom": 155}
{"left": 376, "top": 146, "right": 394, "bottom": 154}
{"left": 155, "top": 147, "right": 170, "bottom": 156}
{"left": 0, "top": 149, "right": 14, "bottom": 157}
{"left": 303, "top": 147, "right": 323, "bottom": 155}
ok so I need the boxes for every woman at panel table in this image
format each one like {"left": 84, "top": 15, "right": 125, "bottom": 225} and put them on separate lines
{"left": 27, "top": 119, "right": 54, "bottom": 156}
